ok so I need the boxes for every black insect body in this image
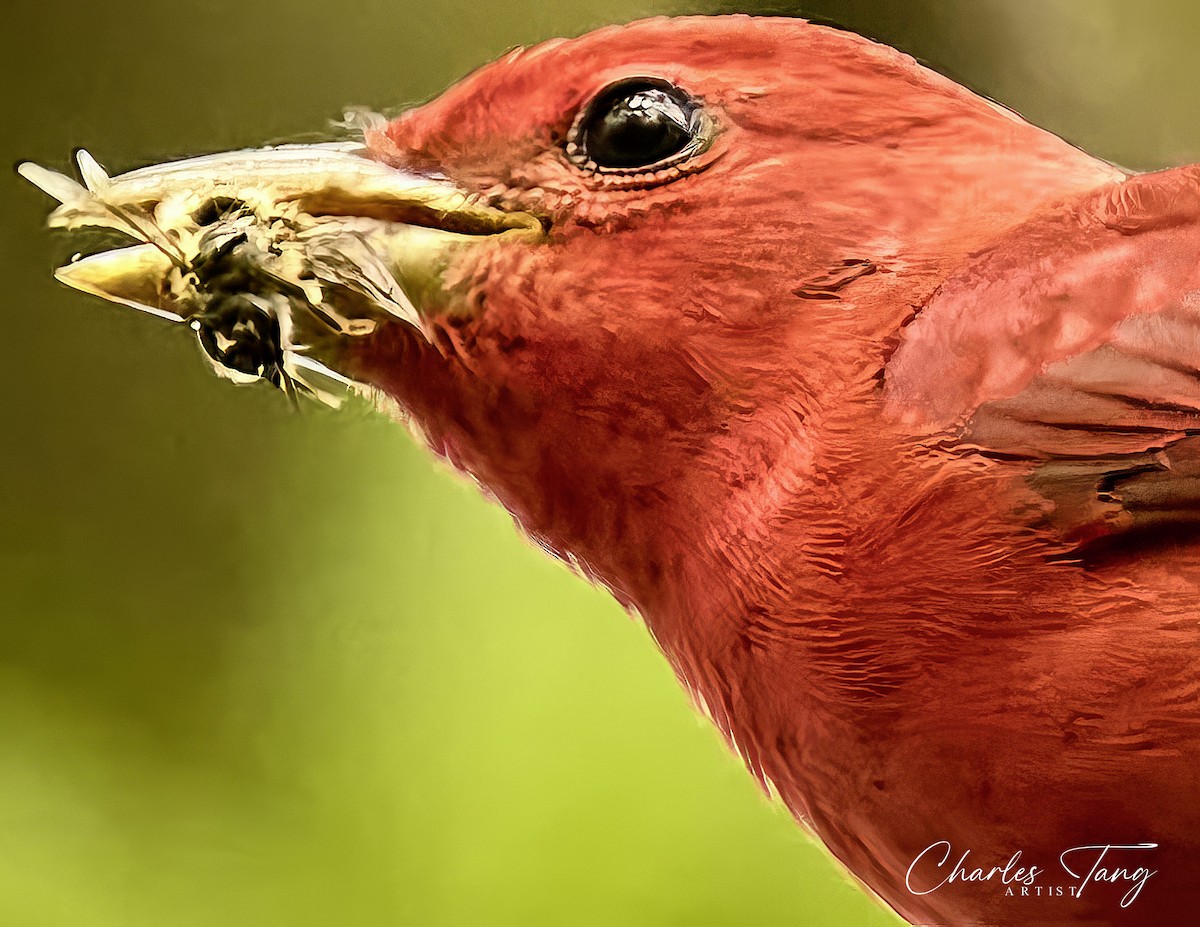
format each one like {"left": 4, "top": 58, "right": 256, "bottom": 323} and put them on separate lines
{"left": 192, "top": 294, "right": 285, "bottom": 383}
{"left": 186, "top": 228, "right": 293, "bottom": 387}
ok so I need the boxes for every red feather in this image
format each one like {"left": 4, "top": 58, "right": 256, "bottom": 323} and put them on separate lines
{"left": 344, "top": 17, "right": 1198, "bottom": 925}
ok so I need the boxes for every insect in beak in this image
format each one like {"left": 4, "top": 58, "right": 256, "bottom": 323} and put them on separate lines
{"left": 20, "top": 141, "right": 544, "bottom": 403}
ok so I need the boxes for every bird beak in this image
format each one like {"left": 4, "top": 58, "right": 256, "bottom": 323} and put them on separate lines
{"left": 19, "top": 142, "right": 543, "bottom": 397}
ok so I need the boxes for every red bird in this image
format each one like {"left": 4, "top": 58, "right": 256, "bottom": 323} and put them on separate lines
{"left": 23, "top": 14, "right": 1200, "bottom": 926}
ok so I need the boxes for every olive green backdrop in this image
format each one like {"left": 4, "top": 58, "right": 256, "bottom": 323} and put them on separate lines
{"left": 2, "top": 2, "right": 1199, "bottom": 925}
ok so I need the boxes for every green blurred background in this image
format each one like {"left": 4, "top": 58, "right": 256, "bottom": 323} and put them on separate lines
{"left": 3, "top": 2, "right": 1200, "bottom": 925}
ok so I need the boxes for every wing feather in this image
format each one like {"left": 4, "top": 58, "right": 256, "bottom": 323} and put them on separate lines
{"left": 886, "top": 166, "right": 1200, "bottom": 542}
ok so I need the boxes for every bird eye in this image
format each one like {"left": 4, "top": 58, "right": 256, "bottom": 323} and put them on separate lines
{"left": 570, "top": 78, "right": 710, "bottom": 175}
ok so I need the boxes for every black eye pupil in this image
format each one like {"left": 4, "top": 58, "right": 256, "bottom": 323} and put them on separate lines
{"left": 581, "top": 80, "right": 700, "bottom": 170}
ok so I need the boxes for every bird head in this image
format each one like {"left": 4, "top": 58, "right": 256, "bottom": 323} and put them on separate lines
{"left": 23, "top": 15, "right": 1120, "bottom": 604}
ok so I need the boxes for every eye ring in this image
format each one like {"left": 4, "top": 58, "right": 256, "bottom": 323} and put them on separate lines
{"left": 566, "top": 77, "right": 715, "bottom": 182}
